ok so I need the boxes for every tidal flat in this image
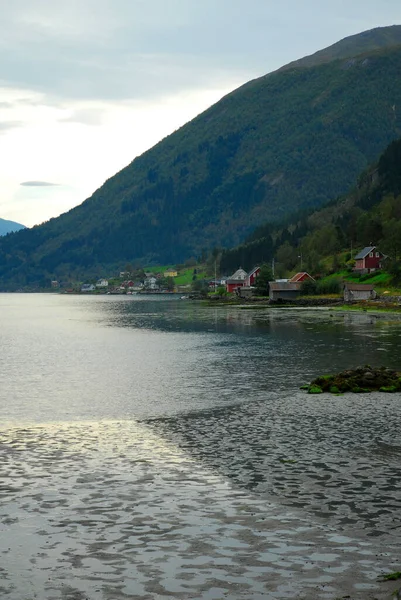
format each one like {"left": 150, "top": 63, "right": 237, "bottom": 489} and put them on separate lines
{"left": 0, "top": 294, "right": 400, "bottom": 599}
{"left": 0, "top": 418, "right": 400, "bottom": 600}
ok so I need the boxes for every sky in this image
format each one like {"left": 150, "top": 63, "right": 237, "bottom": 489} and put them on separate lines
{"left": 1, "top": 0, "right": 401, "bottom": 227}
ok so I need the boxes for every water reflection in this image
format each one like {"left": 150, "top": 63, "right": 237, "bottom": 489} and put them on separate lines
{"left": 1, "top": 295, "right": 401, "bottom": 425}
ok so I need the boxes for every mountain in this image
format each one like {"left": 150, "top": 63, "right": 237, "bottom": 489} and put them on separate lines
{"left": 0, "top": 218, "right": 25, "bottom": 236}
{"left": 1, "top": 25, "right": 401, "bottom": 288}
{"left": 220, "top": 137, "right": 401, "bottom": 275}
{"left": 277, "top": 25, "right": 401, "bottom": 71}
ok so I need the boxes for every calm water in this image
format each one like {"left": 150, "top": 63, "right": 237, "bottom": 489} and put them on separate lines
{"left": 1, "top": 293, "right": 401, "bottom": 423}
{"left": 0, "top": 294, "right": 400, "bottom": 600}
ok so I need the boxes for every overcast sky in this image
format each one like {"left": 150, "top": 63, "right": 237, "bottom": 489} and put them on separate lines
{"left": 1, "top": 0, "right": 400, "bottom": 227}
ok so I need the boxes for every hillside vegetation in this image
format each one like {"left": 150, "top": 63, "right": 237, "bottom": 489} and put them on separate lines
{"left": 1, "top": 26, "right": 401, "bottom": 288}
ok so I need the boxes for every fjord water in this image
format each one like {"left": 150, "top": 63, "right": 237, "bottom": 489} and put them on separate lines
{"left": 1, "top": 294, "right": 400, "bottom": 600}
{"left": 2, "top": 293, "right": 401, "bottom": 423}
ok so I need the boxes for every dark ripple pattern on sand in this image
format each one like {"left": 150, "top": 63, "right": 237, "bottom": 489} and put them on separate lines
{"left": 0, "top": 420, "right": 400, "bottom": 600}
{"left": 147, "top": 392, "right": 401, "bottom": 537}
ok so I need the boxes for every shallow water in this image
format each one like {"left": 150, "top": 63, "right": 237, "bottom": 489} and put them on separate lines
{"left": 0, "top": 294, "right": 400, "bottom": 599}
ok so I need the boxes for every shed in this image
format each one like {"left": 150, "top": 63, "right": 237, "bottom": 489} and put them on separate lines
{"left": 343, "top": 283, "right": 377, "bottom": 302}
{"left": 238, "top": 286, "right": 254, "bottom": 299}
{"left": 269, "top": 282, "right": 301, "bottom": 301}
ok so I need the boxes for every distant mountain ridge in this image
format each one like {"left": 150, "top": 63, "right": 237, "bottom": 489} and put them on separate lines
{"left": 0, "top": 218, "right": 25, "bottom": 236}
{"left": 0, "top": 25, "right": 401, "bottom": 288}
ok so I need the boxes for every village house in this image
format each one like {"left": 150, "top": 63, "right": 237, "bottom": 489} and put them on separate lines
{"left": 81, "top": 283, "right": 95, "bottom": 293}
{"left": 96, "top": 278, "right": 109, "bottom": 288}
{"left": 164, "top": 269, "right": 178, "bottom": 277}
{"left": 245, "top": 266, "right": 261, "bottom": 287}
{"left": 353, "top": 246, "right": 386, "bottom": 273}
{"left": 226, "top": 268, "right": 248, "bottom": 293}
{"left": 343, "top": 283, "right": 377, "bottom": 302}
{"left": 144, "top": 275, "right": 158, "bottom": 290}
{"left": 289, "top": 272, "right": 315, "bottom": 283}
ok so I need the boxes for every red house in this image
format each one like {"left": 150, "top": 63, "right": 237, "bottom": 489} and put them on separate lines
{"left": 246, "top": 266, "right": 261, "bottom": 286}
{"left": 226, "top": 268, "right": 248, "bottom": 293}
{"left": 353, "top": 246, "right": 386, "bottom": 273}
{"left": 289, "top": 272, "right": 315, "bottom": 283}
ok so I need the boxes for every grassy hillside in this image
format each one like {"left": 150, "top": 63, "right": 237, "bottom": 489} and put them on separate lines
{"left": 1, "top": 26, "right": 401, "bottom": 288}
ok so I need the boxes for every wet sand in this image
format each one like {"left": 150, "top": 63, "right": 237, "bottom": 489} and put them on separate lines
{"left": 0, "top": 415, "right": 400, "bottom": 600}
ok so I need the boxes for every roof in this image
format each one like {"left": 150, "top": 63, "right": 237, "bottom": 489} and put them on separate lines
{"left": 230, "top": 268, "right": 247, "bottom": 280}
{"left": 231, "top": 268, "right": 247, "bottom": 280}
{"left": 344, "top": 283, "right": 374, "bottom": 291}
{"left": 289, "top": 272, "right": 314, "bottom": 282}
{"left": 354, "top": 246, "right": 376, "bottom": 260}
{"left": 247, "top": 266, "right": 260, "bottom": 277}
{"left": 269, "top": 282, "right": 301, "bottom": 291}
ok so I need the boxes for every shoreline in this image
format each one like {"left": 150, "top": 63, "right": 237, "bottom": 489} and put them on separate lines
{"left": 202, "top": 296, "right": 401, "bottom": 315}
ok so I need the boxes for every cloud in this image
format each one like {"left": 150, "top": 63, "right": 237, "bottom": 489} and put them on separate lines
{"left": 0, "top": 121, "right": 22, "bottom": 132}
{"left": 1, "top": 0, "right": 401, "bottom": 228}
{"left": 0, "top": 0, "right": 399, "bottom": 108}
{"left": 20, "top": 181, "right": 60, "bottom": 187}
{"left": 60, "top": 108, "right": 106, "bottom": 126}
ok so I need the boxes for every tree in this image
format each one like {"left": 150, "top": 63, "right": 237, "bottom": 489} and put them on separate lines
{"left": 159, "top": 276, "right": 175, "bottom": 291}
{"left": 276, "top": 242, "right": 296, "bottom": 270}
{"left": 254, "top": 264, "right": 273, "bottom": 296}
{"left": 382, "top": 218, "right": 401, "bottom": 261}
{"left": 191, "top": 278, "right": 208, "bottom": 297}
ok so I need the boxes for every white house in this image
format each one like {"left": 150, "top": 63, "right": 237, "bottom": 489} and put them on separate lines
{"left": 96, "top": 279, "right": 109, "bottom": 288}
{"left": 144, "top": 276, "right": 158, "bottom": 290}
{"left": 81, "top": 284, "right": 95, "bottom": 292}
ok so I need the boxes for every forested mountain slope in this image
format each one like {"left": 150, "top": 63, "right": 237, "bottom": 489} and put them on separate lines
{"left": 220, "top": 138, "right": 401, "bottom": 275}
{"left": 1, "top": 26, "right": 401, "bottom": 287}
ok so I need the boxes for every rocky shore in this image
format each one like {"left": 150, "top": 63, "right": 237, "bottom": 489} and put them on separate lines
{"left": 304, "top": 365, "right": 401, "bottom": 394}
